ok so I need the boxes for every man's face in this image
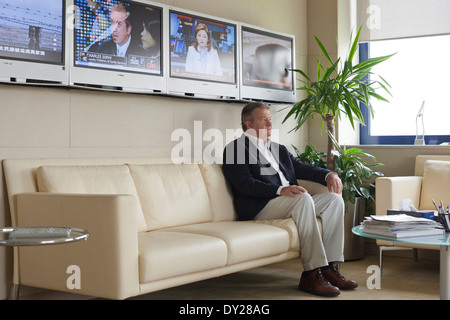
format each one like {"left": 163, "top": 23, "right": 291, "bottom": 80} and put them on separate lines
{"left": 246, "top": 107, "right": 272, "bottom": 141}
{"left": 110, "top": 10, "right": 131, "bottom": 46}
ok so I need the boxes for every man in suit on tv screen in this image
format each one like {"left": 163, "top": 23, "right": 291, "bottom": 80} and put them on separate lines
{"left": 88, "top": 3, "right": 140, "bottom": 58}
{"left": 222, "top": 102, "right": 358, "bottom": 297}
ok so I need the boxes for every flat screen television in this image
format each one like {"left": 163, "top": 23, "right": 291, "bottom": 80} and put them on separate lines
{"left": 0, "top": 0, "right": 68, "bottom": 85}
{"left": 167, "top": 8, "right": 238, "bottom": 100}
{"left": 70, "top": 0, "right": 165, "bottom": 93}
{"left": 240, "top": 24, "right": 296, "bottom": 104}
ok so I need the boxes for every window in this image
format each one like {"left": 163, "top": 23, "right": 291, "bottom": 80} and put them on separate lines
{"left": 359, "top": 34, "right": 450, "bottom": 145}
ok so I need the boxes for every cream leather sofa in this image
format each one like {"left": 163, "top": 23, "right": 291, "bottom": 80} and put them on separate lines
{"left": 3, "top": 158, "right": 328, "bottom": 300}
{"left": 375, "top": 155, "right": 450, "bottom": 264}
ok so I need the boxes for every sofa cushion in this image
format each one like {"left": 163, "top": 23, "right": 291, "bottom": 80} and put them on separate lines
{"left": 138, "top": 231, "right": 227, "bottom": 283}
{"left": 249, "top": 219, "right": 300, "bottom": 251}
{"left": 163, "top": 221, "right": 290, "bottom": 265}
{"left": 36, "top": 165, "right": 148, "bottom": 231}
{"left": 420, "top": 160, "right": 450, "bottom": 210}
{"left": 198, "top": 164, "right": 237, "bottom": 221}
{"left": 128, "top": 164, "right": 213, "bottom": 231}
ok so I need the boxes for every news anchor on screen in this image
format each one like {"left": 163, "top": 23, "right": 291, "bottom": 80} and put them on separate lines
{"left": 184, "top": 23, "right": 223, "bottom": 76}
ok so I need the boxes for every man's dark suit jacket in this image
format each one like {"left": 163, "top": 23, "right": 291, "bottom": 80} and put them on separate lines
{"left": 87, "top": 38, "right": 142, "bottom": 57}
{"left": 222, "top": 134, "right": 332, "bottom": 221}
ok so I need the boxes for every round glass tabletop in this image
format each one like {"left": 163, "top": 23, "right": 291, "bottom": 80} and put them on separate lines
{"left": 352, "top": 225, "right": 450, "bottom": 246}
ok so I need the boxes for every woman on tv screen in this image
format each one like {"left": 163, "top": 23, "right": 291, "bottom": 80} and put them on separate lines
{"left": 185, "top": 23, "right": 223, "bottom": 76}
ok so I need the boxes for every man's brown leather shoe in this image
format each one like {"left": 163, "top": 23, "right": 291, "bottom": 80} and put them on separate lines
{"left": 322, "top": 266, "right": 358, "bottom": 290}
{"left": 298, "top": 269, "right": 340, "bottom": 297}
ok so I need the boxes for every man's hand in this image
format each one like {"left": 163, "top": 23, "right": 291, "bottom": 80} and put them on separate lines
{"left": 326, "top": 173, "right": 343, "bottom": 194}
{"left": 280, "top": 185, "right": 308, "bottom": 197}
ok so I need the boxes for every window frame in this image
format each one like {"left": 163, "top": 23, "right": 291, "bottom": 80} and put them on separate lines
{"left": 359, "top": 42, "right": 450, "bottom": 145}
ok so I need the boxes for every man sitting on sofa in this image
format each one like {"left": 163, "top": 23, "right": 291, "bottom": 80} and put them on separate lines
{"left": 222, "top": 102, "right": 357, "bottom": 297}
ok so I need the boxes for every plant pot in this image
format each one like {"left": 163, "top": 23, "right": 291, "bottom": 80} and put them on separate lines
{"left": 344, "top": 197, "right": 365, "bottom": 261}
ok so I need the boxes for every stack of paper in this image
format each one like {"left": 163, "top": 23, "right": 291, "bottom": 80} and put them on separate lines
{"left": 361, "top": 214, "right": 444, "bottom": 239}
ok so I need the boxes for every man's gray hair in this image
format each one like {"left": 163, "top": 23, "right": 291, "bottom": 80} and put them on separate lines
{"left": 241, "top": 102, "right": 269, "bottom": 132}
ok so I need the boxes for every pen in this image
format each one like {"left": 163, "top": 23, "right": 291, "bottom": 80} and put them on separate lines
{"left": 432, "top": 199, "right": 439, "bottom": 212}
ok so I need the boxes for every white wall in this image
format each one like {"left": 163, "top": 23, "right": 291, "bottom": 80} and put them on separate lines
{"left": 0, "top": 0, "right": 308, "bottom": 299}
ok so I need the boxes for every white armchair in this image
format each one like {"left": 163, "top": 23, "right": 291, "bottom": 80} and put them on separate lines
{"left": 375, "top": 155, "right": 450, "bottom": 270}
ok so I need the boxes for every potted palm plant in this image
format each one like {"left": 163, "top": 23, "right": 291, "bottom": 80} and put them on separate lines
{"left": 283, "top": 26, "right": 394, "bottom": 171}
{"left": 284, "top": 26, "right": 393, "bottom": 260}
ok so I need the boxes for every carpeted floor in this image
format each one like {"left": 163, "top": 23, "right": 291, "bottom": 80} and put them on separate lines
{"left": 130, "top": 254, "right": 439, "bottom": 300}
{"left": 19, "top": 254, "right": 439, "bottom": 300}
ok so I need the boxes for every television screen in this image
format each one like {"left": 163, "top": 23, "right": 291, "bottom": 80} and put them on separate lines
{"left": 241, "top": 26, "right": 293, "bottom": 92}
{"left": 74, "top": 0, "right": 162, "bottom": 76}
{"left": 169, "top": 10, "right": 236, "bottom": 84}
{"left": 0, "top": 0, "right": 65, "bottom": 65}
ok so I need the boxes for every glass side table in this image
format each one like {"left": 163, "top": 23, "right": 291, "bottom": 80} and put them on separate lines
{"left": 0, "top": 226, "right": 89, "bottom": 299}
{"left": 353, "top": 225, "right": 450, "bottom": 300}
{"left": 0, "top": 227, "right": 89, "bottom": 246}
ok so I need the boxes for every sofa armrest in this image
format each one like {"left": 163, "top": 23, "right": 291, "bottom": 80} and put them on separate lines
{"left": 297, "top": 179, "right": 329, "bottom": 195}
{"left": 15, "top": 193, "right": 140, "bottom": 300}
{"left": 375, "top": 176, "right": 423, "bottom": 216}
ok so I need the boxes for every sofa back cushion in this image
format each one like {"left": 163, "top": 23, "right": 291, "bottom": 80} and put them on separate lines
{"left": 419, "top": 160, "right": 450, "bottom": 210}
{"left": 128, "top": 164, "right": 214, "bottom": 231}
{"left": 199, "top": 164, "right": 237, "bottom": 221}
{"left": 36, "top": 165, "right": 148, "bottom": 232}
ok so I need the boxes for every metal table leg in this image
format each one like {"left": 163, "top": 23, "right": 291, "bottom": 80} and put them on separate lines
{"left": 440, "top": 246, "right": 450, "bottom": 300}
